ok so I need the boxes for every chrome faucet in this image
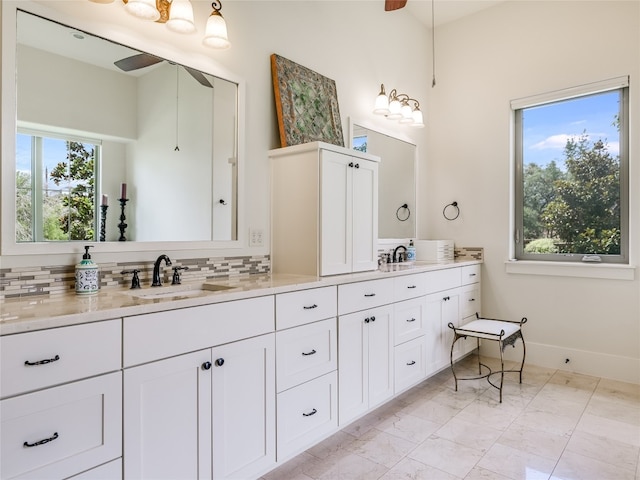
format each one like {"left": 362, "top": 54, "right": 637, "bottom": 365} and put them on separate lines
{"left": 392, "top": 245, "right": 407, "bottom": 263}
{"left": 152, "top": 254, "right": 172, "bottom": 286}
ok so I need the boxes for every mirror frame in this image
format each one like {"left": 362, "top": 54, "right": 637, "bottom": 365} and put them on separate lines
{"left": 347, "top": 117, "right": 418, "bottom": 242}
{"left": 1, "top": 0, "right": 246, "bottom": 256}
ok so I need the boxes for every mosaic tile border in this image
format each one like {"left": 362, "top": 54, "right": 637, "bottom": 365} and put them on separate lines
{"left": 0, "top": 255, "right": 271, "bottom": 300}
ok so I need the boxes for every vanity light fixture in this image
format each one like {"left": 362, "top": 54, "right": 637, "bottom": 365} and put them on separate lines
{"left": 90, "top": 0, "right": 230, "bottom": 49}
{"left": 373, "top": 84, "right": 424, "bottom": 128}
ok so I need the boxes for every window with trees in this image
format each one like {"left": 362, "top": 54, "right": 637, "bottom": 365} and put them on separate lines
{"left": 16, "top": 130, "right": 100, "bottom": 242}
{"left": 513, "top": 77, "right": 629, "bottom": 264}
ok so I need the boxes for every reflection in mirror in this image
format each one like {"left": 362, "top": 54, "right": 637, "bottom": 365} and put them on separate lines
{"left": 350, "top": 121, "right": 416, "bottom": 239}
{"left": 14, "top": 10, "right": 238, "bottom": 243}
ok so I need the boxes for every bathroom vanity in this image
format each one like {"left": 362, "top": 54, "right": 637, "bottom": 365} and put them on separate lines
{"left": 0, "top": 260, "right": 481, "bottom": 480}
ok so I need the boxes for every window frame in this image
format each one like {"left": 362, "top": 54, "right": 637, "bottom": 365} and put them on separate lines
{"left": 512, "top": 77, "right": 629, "bottom": 265}
{"left": 16, "top": 128, "right": 102, "bottom": 242}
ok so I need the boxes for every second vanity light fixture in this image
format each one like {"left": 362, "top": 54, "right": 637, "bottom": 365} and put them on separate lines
{"left": 90, "top": 0, "right": 231, "bottom": 49}
{"left": 373, "top": 84, "right": 424, "bottom": 128}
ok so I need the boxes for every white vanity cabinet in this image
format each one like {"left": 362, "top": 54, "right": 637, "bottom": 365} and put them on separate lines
{"left": 122, "top": 296, "right": 276, "bottom": 480}
{"left": 0, "top": 320, "right": 122, "bottom": 480}
{"left": 275, "top": 287, "right": 338, "bottom": 461}
{"left": 270, "top": 141, "right": 380, "bottom": 277}
{"left": 337, "top": 279, "right": 394, "bottom": 426}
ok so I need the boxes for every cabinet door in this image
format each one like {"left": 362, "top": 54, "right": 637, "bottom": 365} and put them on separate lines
{"left": 366, "top": 305, "right": 394, "bottom": 409}
{"left": 211, "top": 334, "right": 275, "bottom": 480}
{"left": 351, "top": 158, "right": 378, "bottom": 273}
{"left": 442, "top": 290, "right": 462, "bottom": 362}
{"left": 338, "top": 311, "right": 367, "bottom": 426}
{"left": 124, "top": 350, "right": 212, "bottom": 480}
{"left": 425, "top": 293, "right": 448, "bottom": 374}
{"left": 320, "top": 150, "right": 351, "bottom": 276}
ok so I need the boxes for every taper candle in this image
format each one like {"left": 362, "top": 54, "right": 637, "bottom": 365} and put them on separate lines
{"left": 101, "top": 194, "right": 108, "bottom": 206}
{"left": 120, "top": 183, "right": 127, "bottom": 199}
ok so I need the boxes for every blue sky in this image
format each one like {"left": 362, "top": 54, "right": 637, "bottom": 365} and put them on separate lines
{"left": 522, "top": 90, "right": 620, "bottom": 169}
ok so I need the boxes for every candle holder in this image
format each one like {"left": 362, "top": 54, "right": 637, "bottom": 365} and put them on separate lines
{"left": 118, "top": 198, "right": 129, "bottom": 241}
{"left": 100, "top": 205, "right": 108, "bottom": 242}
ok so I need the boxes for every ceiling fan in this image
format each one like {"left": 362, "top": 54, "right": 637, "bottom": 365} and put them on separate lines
{"left": 385, "top": 0, "right": 407, "bottom": 11}
{"left": 114, "top": 53, "right": 213, "bottom": 88}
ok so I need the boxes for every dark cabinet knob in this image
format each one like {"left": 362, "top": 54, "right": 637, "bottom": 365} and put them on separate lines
{"left": 201, "top": 361, "right": 212, "bottom": 370}
{"left": 215, "top": 358, "right": 225, "bottom": 367}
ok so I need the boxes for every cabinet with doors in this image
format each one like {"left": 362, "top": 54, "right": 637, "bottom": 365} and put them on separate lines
{"left": 122, "top": 296, "right": 275, "bottom": 480}
{"left": 275, "top": 286, "right": 338, "bottom": 461}
{"left": 337, "top": 278, "right": 394, "bottom": 426}
{"left": 270, "top": 141, "right": 380, "bottom": 277}
{"left": 0, "top": 320, "right": 122, "bottom": 480}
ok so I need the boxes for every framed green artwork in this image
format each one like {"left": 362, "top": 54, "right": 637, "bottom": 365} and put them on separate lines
{"left": 271, "top": 54, "right": 344, "bottom": 148}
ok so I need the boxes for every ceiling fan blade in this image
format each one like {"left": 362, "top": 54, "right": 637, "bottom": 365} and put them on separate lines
{"left": 114, "top": 53, "right": 163, "bottom": 72}
{"left": 184, "top": 66, "right": 213, "bottom": 88}
{"left": 385, "top": 0, "right": 407, "bottom": 11}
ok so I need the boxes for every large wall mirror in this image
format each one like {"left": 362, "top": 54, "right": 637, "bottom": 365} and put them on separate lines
{"left": 349, "top": 119, "right": 417, "bottom": 240}
{"left": 2, "top": 4, "right": 243, "bottom": 255}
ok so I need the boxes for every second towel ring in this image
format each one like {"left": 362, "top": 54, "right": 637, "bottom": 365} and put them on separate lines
{"left": 443, "top": 201, "right": 460, "bottom": 221}
{"left": 396, "top": 203, "right": 411, "bottom": 222}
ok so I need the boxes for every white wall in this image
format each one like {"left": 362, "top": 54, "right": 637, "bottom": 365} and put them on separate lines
{"left": 427, "top": 1, "right": 639, "bottom": 382}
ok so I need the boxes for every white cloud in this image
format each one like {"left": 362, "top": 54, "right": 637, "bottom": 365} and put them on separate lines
{"left": 531, "top": 134, "right": 578, "bottom": 150}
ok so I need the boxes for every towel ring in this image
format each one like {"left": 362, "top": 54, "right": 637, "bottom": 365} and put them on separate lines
{"left": 396, "top": 203, "right": 410, "bottom": 222}
{"left": 443, "top": 201, "right": 460, "bottom": 221}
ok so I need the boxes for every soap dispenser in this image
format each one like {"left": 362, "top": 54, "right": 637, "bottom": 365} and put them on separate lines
{"left": 407, "top": 239, "right": 416, "bottom": 262}
{"left": 75, "top": 245, "right": 99, "bottom": 295}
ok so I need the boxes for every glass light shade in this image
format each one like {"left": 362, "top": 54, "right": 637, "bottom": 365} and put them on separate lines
{"left": 124, "top": 0, "right": 160, "bottom": 21}
{"left": 411, "top": 108, "right": 425, "bottom": 127}
{"left": 399, "top": 102, "right": 414, "bottom": 123}
{"left": 167, "top": 0, "right": 196, "bottom": 33}
{"left": 202, "top": 12, "right": 230, "bottom": 49}
{"left": 373, "top": 93, "right": 390, "bottom": 115}
{"left": 387, "top": 98, "right": 402, "bottom": 119}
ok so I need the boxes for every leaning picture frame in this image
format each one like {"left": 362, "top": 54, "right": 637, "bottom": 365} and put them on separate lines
{"left": 270, "top": 54, "right": 344, "bottom": 148}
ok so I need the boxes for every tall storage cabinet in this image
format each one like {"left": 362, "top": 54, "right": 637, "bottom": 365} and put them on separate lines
{"left": 270, "top": 142, "right": 379, "bottom": 276}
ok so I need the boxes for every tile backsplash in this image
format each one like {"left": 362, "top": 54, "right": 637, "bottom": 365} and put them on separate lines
{"left": 0, "top": 255, "right": 270, "bottom": 300}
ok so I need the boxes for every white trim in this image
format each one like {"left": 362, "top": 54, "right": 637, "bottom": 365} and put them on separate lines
{"left": 490, "top": 341, "right": 640, "bottom": 385}
{"left": 505, "top": 260, "right": 635, "bottom": 280}
{"left": 510, "top": 75, "right": 629, "bottom": 110}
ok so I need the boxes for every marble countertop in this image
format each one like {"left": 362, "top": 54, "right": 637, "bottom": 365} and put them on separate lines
{"left": 0, "top": 260, "right": 480, "bottom": 336}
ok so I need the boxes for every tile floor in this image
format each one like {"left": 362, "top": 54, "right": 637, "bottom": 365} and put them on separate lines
{"left": 263, "top": 356, "right": 640, "bottom": 480}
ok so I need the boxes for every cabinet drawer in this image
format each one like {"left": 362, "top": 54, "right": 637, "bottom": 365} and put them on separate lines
{"left": 393, "top": 297, "right": 426, "bottom": 346}
{"left": 460, "top": 284, "right": 481, "bottom": 318}
{"left": 424, "top": 268, "right": 461, "bottom": 294}
{"left": 338, "top": 278, "right": 394, "bottom": 315}
{"left": 276, "top": 286, "right": 337, "bottom": 330}
{"left": 276, "top": 318, "right": 337, "bottom": 392}
{"left": 68, "top": 459, "right": 122, "bottom": 479}
{"left": 123, "top": 295, "right": 274, "bottom": 366}
{"left": 1, "top": 320, "right": 121, "bottom": 399}
{"left": 393, "top": 273, "right": 426, "bottom": 302}
{"left": 461, "top": 264, "right": 481, "bottom": 285}
{"left": 394, "top": 337, "right": 427, "bottom": 393}
{"left": 276, "top": 371, "right": 337, "bottom": 461}
{"left": 1, "top": 372, "right": 122, "bottom": 480}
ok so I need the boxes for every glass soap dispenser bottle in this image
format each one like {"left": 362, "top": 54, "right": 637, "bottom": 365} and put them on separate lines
{"left": 75, "top": 245, "right": 99, "bottom": 295}
{"left": 407, "top": 239, "right": 416, "bottom": 262}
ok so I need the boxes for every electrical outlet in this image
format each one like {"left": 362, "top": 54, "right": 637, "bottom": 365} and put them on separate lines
{"left": 249, "top": 228, "right": 264, "bottom": 247}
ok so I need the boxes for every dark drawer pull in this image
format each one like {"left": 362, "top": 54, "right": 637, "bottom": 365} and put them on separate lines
{"left": 406, "top": 318, "right": 416, "bottom": 323}
{"left": 406, "top": 360, "right": 416, "bottom": 366}
{"left": 303, "top": 304, "right": 318, "bottom": 310}
{"left": 25, "top": 354, "right": 60, "bottom": 366}
{"left": 468, "top": 298, "right": 476, "bottom": 302}
{"left": 407, "top": 285, "right": 417, "bottom": 289}
{"left": 215, "top": 358, "right": 225, "bottom": 367}
{"left": 24, "top": 432, "right": 58, "bottom": 448}
{"left": 469, "top": 273, "right": 477, "bottom": 277}
{"left": 302, "top": 408, "right": 317, "bottom": 417}
{"left": 302, "top": 349, "right": 317, "bottom": 356}
{"left": 364, "top": 293, "right": 376, "bottom": 297}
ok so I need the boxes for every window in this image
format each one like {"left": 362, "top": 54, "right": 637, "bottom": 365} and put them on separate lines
{"left": 16, "top": 130, "right": 100, "bottom": 242}
{"left": 513, "top": 77, "right": 629, "bottom": 264}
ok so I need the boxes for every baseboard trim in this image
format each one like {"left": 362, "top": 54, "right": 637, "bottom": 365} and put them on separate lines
{"left": 480, "top": 341, "right": 640, "bottom": 385}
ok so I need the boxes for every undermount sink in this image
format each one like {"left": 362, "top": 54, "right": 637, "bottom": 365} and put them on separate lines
{"left": 124, "top": 283, "right": 235, "bottom": 300}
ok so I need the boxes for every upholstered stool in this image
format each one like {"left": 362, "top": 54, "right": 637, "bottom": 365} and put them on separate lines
{"left": 448, "top": 313, "right": 527, "bottom": 403}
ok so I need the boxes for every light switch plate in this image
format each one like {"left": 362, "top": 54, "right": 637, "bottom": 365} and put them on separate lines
{"left": 249, "top": 228, "right": 264, "bottom": 247}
